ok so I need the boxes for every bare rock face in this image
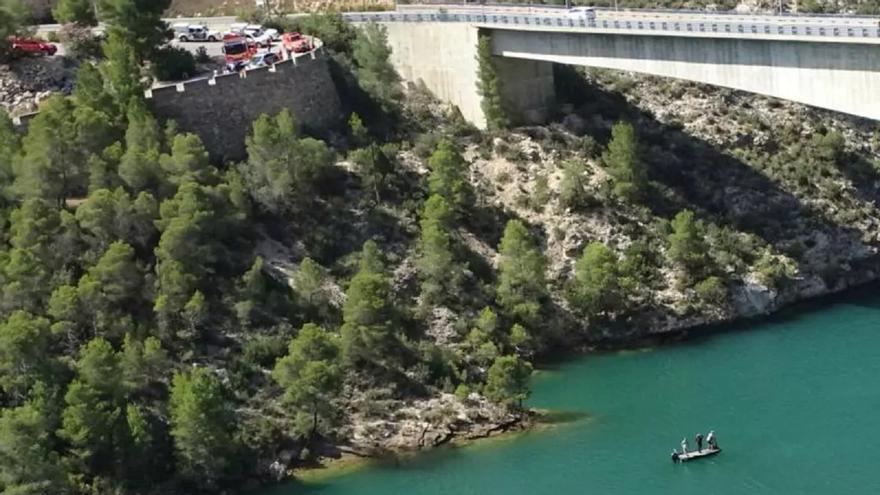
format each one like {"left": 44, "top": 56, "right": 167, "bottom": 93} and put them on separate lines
{"left": 346, "top": 393, "right": 525, "bottom": 455}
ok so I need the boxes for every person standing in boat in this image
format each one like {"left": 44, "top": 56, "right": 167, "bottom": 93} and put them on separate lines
{"left": 680, "top": 438, "right": 688, "bottom": 455}
{"left": 707, "top": 430, "right": 717, "bottom": 450}
{"left": 695, "top": 432, "right": 704, "bottom": 452}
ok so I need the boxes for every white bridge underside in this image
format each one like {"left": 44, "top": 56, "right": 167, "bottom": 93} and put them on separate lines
{"left": 490, "top": 28, "right": 880, "bottom": 121}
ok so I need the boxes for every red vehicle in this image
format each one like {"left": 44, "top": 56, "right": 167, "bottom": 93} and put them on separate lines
{"left": 10, "top": 37, "right": 57, "bottom": 57}
{"left": 282, "top": 32, "right": 312, "bottom": 54}
{"left": 221, "top": 33, "right": 257, "bottom": 71}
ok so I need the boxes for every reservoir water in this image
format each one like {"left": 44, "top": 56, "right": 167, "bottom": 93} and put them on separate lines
{"left": 265, "top": 289, "right": 880, "bottom": 495}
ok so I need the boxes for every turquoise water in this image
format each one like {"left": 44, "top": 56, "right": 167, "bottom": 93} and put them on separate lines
{"left": 265, "top": 289, "right": 880, "bottom": 494}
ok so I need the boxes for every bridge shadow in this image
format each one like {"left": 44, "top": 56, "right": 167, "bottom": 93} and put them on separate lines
{"left": 552, "top": 65, "right": 877, "bottom": 283}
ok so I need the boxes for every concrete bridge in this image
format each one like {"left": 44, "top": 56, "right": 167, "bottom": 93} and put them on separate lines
{"left": 349, "top": 8, "right": 880, "bottom": 127}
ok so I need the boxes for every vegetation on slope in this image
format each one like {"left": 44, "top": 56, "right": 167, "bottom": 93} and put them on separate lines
{"left": 4, "top": 3, "right": 880, "bottom": 495}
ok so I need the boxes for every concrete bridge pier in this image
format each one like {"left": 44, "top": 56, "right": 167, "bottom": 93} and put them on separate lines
{"left": 494, "top": 56, "right": 556, "bottom": 125}
{"left": 382, "top": 22, "right": 555, "bottom": 129}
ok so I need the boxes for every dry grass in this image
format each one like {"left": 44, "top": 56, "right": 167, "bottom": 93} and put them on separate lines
{"left": 166, "top": 0, "right": 394, "bottom": 16}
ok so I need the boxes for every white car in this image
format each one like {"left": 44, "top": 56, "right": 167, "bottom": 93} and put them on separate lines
{"left": 247, "top": 51, "right": 280, "bottom": 69}
{"left": 173, "top": 23, "right": 222, "bottom": 42}
{"left": 567, "top": 7, "right": 597, "bottom": 22}
{"left": 228, "top": 23, "right": 276, "bottom": 47}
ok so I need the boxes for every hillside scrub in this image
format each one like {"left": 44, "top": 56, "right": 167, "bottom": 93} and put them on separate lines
{"left": 5, "top": 5, "right": 880, "bottom": 495}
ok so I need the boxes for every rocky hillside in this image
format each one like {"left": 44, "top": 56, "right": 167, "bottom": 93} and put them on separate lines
{"left": 454, "top": 67, "right": 880, "bottom": 341}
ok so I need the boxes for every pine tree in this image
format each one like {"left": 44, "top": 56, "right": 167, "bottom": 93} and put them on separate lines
{"left": 417, "top": 194, "right": 457, "bottom": 305}
{"left": 0, "top": 397, "right": 68, "bottom": 493}
{"left": 427, "top": 139, "right": 473, "bottom": 218}
{"left": 348, "top": 112, "right": 369, "bottom": 148}
{"left": 120, "top": 334, "right": 169, "bottom": 393}
{"left": 53, "top": 0, "right": 97, "bottom": 26}
{"left": 169, "top": 367, "right": 236, "bottom": 486}
{"left": 667, "top": 209, "right": 709, "bottom": 281}
{"left": 559, "top": 159, "right": 589, "bottom": 210}
{"left": 98, "top": 0, "right": 171, "bottom": 60}
{"left": 243, "top": 109, "right": 333, "bottom": 213}
{"left": 159, "top": 133, "right": 217, "bottom": 188}
{"left": 293, "top": 257, "right": 329, "bottom": 313}
{"left": 100, "top": 29, "right": 143, "bottom": 111}
{"left": 497, "top": 220, "right": 547, "bottom": 324}
{"left": 484, "top": 355, "right": 532, "bottom": 409}
{"left": 569, "top": 242, "right": 623, "bottom": 318}
{"left": 352, "top": 23, "right": 402, "bottom": 112}
{"left": 603, "top": 121, "right": 647, "bottom": 202}
{"left": 465, "top": 307, "right": 500, "bottom": 370}
{"left": 119, "top": 101, "right": 163, "bottom": 193}
{"left": 272, "top": 323, "right": 342, "bottom": 438}
{"left": 0, "top": 311, "right": 54, "bottom": 398}
{"left": 14, "top": 95, "right": 113, "bottom": 206}
{"left": 340, "top": 241, "right": 398, "bottom": 369}
{"left": 0, "top": 108, "right": 18, "bottom": 204}
{"left": 349, "top": 143, "right": 394, "bottom": 203}
{"left": 475, "top": 34, "right": 509, "bottom": 130}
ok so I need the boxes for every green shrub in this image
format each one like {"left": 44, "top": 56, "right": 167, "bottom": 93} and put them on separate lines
{"left": 150, "top": 46, "right": 196, "bottom": 81}
{"left": 695, "top": 276, "right": 726, "bottom": 305}
{"left": 45, "top": 31, "right": 59, "bottom": 42}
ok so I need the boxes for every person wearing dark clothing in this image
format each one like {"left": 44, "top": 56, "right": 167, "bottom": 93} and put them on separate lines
{"left": 695, "top": 432, "right": 704, "bottom": 452}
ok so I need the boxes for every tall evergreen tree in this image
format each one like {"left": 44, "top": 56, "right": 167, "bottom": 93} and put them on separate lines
{"left": 603, "top": 121, "right": 647, "bottom": 202}
{"left": 497, "top": 220, "right": 547, "bottom": 324}
{"left": 98, "top": 0, "right": 171, "bottom": 60}
{"left": 169, "top": 367, "right": 236, "bottom": 486}
{"left": 569, "top": 242, "right": 623, "bottom": 318}
{"left": 0, "top": 311, "right": 54, "bottom": 399}
{"left": 272, "top": 323, "right": 342, "bottom": 438}
{"left": 340, "top": 242, "right": 398, "bottom": 370}
{"left": 0, "top": 395, "right": 69, "bottom": 494}
{"left": 118, "top": 101, "right": 162, "bottom": 193}
{"left": 242, "top": 109, "right": 333, "bottom": 213}
{"left": 53, "top": 0, "right": 97, "bottom": 26}
{"left": 0, "top": 108, "right": 19, "bottom": 204}
{"left": 14, "top": 95, "right": 113, "bottom": 206}
{"left": 667, "top": 209, "right": 710, "bottom": 281}
{"left": 427, "top": 139, "right": 473, "bottom": 218}
{"left": 352, "top": 22, "right": 402, "bottom": 112}
{"left": 475, "top": 34, "right": 509, "bottom": 130}
{"left": 417, "top": 194, "right": 457, "bottom": 305}
{"left": 484, "top": 355, "right": 532, "bottom": 409}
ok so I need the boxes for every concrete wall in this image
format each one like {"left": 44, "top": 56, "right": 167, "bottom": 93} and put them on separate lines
{"left": 383, "top": 22, "right": 487, "bottom": 127}
{"left": 382, "top": 22, "right": 556, "bottom": 129}
{"left": 489, "top": 28, "right": 880, "bottom": 121}
{"left": 148, "top": 52, "right": 344, "bottom": 162}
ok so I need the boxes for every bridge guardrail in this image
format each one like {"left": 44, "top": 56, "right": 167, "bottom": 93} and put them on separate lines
{"left": 344, "top": 11, "right": 880, "bottom": 39}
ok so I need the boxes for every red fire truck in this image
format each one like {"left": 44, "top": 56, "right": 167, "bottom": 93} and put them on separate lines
{"left": 221, "top": 33, "right": 256, "bottom": 71}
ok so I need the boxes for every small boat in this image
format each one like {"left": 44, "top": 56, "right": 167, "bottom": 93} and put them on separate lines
{"left": 671, "top": 447, "right": 721, "bottom": 463}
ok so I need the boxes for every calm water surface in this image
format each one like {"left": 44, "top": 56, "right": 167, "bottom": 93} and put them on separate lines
{"left": 264, "top": 289, "right": 880, "bottom": 495}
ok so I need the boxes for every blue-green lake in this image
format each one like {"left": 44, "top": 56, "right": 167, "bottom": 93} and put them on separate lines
{"left": 265, "top": 288, "right": 880, "bottom": 494}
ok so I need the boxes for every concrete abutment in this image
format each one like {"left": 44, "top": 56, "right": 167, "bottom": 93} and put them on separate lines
{"left": 381, "top": 22, "right": 556, "bottom": 129}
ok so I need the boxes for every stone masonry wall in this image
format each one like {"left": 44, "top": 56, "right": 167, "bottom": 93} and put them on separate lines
{"left": 147, "top": 50, "right": 343, "bottom": 162}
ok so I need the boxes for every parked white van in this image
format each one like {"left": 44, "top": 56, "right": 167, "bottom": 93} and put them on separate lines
{"left": 567, "top": 7, "right": 597, "bottom": 22}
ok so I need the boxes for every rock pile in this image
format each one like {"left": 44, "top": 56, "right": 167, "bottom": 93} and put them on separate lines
{"left": 0, "top": 57, "right": 76, "bottom": 116}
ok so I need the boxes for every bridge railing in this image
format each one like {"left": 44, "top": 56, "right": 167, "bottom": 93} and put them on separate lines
{"left": 344, "top": 11, "right": 880, "bottom": 38}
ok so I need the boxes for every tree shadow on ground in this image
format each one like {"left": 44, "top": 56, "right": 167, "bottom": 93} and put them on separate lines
{"left": 554, "top": 65, "right": 876, "bottom": 277}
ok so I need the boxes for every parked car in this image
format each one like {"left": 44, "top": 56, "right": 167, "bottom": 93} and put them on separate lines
{"left": 228, "top": 23, "right": 275, "bottom": 47}
{"left": 173, "top": 23, "right": 222, "bottom": 42}
{"left": 247, "top": 51, "right": 280, "bottom": 69}
{"left": 9, "top": 37, "right": 57, "bottom": 56}
{"left": 282, "top": 32, "right": 312, "bottom": 54}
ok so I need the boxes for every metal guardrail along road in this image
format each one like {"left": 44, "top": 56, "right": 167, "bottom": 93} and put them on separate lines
{"left": 343, "top": 11, "right": 880, "bottom": 40}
